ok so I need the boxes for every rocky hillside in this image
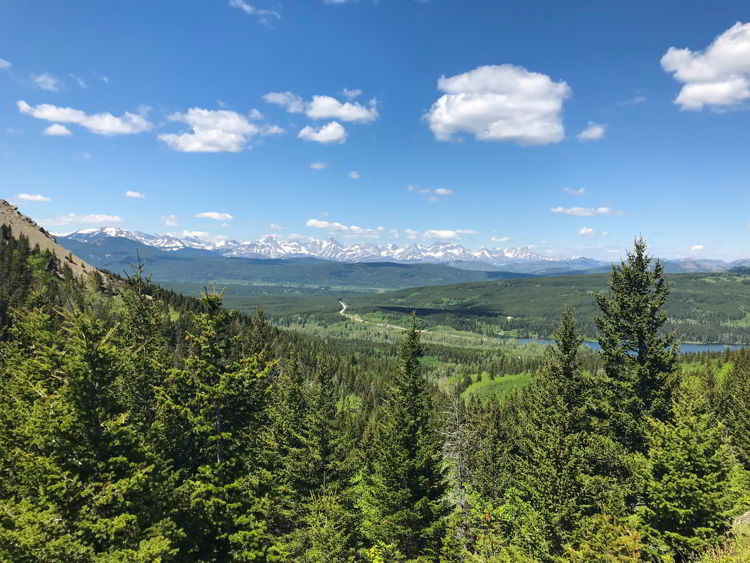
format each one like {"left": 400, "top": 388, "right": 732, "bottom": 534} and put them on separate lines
{"left": 0, "top": 200, "right": 97, "bottom": 280}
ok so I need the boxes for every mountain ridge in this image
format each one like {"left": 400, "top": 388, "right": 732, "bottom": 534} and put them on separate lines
{"left": 61, "top": 227, "right": 750, "bottom": 274}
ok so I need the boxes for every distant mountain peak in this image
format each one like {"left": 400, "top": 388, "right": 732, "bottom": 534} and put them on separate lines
{"left": 62, "top": 226, "right": 578, "bottom": 266}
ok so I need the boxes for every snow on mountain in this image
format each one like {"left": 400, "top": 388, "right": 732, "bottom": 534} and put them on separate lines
{"left": 62, "top": 227, "right": 569, "bottom": 266}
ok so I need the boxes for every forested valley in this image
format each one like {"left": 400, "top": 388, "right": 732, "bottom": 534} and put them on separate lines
{"left": 2, "top": 224, "right": 750, "bottom": 562}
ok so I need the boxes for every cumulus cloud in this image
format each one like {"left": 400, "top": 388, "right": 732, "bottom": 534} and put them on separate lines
{"left": 579, "top": 227, "right": 595, "bottom": 237}
{"left": 196, "top": 211, "right": 233, "bottom": 221}
{"left": 263, "top": 91, "right": 305, "bottom": 113}
{"left": 306, "top": 96, "right": 378, "bottom": 122}
{"left": 661, "top": 22, "right": 750, "bottom": 110}
{"left": 264, "top": 91, "right": 378, "bottom": 122}
{"left": 348, "top": 171, "right": 361, "bottom": 179}
{"left": 550, "top": 206, "right": 621, "bottom": 216}
{"left": 42, "top": 213, "right": 123, "bottom": 227}
{"left": 563, "top": 187, "right": 586, "bottom": 195}
{"left": 125, "top": 190, "right": 145, "bottom": 199}
{"left": 310, "top": 161, "right": 327, "bottom": 170}
{"left": 18, "top": 100, "right": 153, "bottom": 135}
{"left": 228, "top": 0, "right": 280, "bottom": 23}
{"left": 576, "top": 122, "right": 607, "bottom": 141}
{"left": 306, "top": 218, "right": 384, "bottom": 238}
{"left": 423, "top": 229, "right": 479, "bottom": 240}
{"left": 268, "top": 223, "right": 284, "bottom": 230}
{"left": 691, "top": 244, "right": 705, "bottom": 251}
{"left": 0, "top": 58, "right": 11, "bottom": 70}
{"left": 491, "top": 236, "right": 510, "bottom": 243}
{"left": 298, "top": 121, "right": 347, "bottom": 144}
{"left": 32, "top": 73, "right": 61, "bottom": 91}
{"left": 162, "top": 215, "right": 179, "bottom": 227}
{"left": 159, "top": 108, "right": 281, "bottom": 152}
{"left": 424, "top": 64, "right": 571, "bottom": 145}
{"left": 16, "top": 193, "right": 51, "bottom": 202}
{"left": 43, "top": 124, "right": 72, "bottom": 136}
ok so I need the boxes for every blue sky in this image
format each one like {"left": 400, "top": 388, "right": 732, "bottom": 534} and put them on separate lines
{"left": 1, "top": 0, "right": 749, "bottom": 259}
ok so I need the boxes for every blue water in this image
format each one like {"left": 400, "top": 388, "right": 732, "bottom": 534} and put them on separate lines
{"left": 503, "top": 337, "right": 747, "bottom": 354}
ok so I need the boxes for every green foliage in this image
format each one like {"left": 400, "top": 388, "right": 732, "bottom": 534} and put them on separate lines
{"left": 640, "top": 379, "right": 741, "bottom": 560}
{"left": 2, "top": 226, "right": 747, "bottom": 563}
{"left": 356, "top": 317, "right": 447, "bottom": 559}
{"left": 717, "top": 351, "right": 750, "bottom": 469}
{"left": 563, "top": 514, "right": 642, "bottom": 562}
{"left": 595, "top": 238, "right": 679, "bottom": 453}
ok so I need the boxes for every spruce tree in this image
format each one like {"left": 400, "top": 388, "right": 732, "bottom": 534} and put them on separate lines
{"left": 718, "top": 350, "right": 750, "bottom": 469}
{"left": 595, "top": 238, "right": 679, "bottom": 453}
{"left": 357, "top": 315, "right": 446, "bottom": 559}
{"left": 640, "top": 379, "right": 740, "bottom": 560}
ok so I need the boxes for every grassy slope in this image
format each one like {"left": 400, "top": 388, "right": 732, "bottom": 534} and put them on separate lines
{"left": 347, "top": 272, "right": 750, "bottom": 344}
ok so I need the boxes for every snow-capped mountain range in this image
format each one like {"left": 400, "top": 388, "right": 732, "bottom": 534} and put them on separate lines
{"left": 62, "top": 227, "right": 567, "bottom": 267}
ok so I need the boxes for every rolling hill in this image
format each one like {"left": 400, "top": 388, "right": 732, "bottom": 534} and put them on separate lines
{"left": 346, "top": 272, "right": 750, "bottom": 344}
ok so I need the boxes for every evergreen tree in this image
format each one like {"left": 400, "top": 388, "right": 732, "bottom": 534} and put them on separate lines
{"left": 718, "top": 350, "right": 750, "bottom": 469}
{"left": 595, "top": 238, "right": 679, "bottom": 453}
{"left": 154, "top": 292, "right": 277, "bottom": 561}
{"left": 356, "top": 315, "right": 446, "bottom": 559}
{"left": 640, "top": 379, "right": 740, "bottom": 560}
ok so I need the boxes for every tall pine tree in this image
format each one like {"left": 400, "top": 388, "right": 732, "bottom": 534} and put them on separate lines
{"left": 595, "top": 238, "right": 679, "bottom": 453}
{"left": 357, "top": 315, "right": 446, "bottom": 560}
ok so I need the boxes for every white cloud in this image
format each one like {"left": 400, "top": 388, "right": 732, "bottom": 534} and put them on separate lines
{"left": 196, "top": 211, "right": 234, "bottom": 221}
{"left": 42, "top": 213, "right": 123, "bottom": 227}
{"left": 563, "top": 187, "right": 585, "bottom": 196}
{"left": 43, "top": 123, "right": 72, "bottom": 136}
{"left": 0, "top": 58, "right": 10, "bottom": 70}
{"left": 69, "top": 74, "right": 87, "bottom": 89}
{"left": 268, "top": 223, "right": 284, "bottom": 230}
{"left": 348, "top": 171, "right": 361, "bottom": 179}
{"left": 172, "top": 230, "right": 230, "bottom": 244}
{"left": 159, "top": 108, "right": 280, "bottom": 152}
{"left": 162, "top": 215, "right": 179, "bottom": 227}
{"left": 341, "top": 88, "right": 362, "bottom": 99}
{"left": 576, "top": 122, "right": 607, "bottom": 141}
{"left": 306, "top": 95, "right": 378, "bottom": 122}
{"left": 310, "top": 161, "right": 327, "bottom": 170}
{"left": 424, "top": 64, "right": 570, "bottom": 145}
{"left": 550, "top": 206, "right": 621, "bottom": 216}
{"left": 618, "top": 95, "right": 647, "bottom": 107}
{"left": 261, "top": 124, "right": 285, "bottom": 135}
{"left": 228, "top": 0, "right": 280, "bottom": 23}
{"left": 18, "top": 100, "right": 153, "bottom": 135}
{"left": 691, "top": 244, "right": 705, "bottom": 251}
{"left": 264, "top": 91, "right": 378, "bottom": 122}
{"left": 298, "top": 121, "right": 347, "bottom": 144}
{"left": 248, "top": 108, "right": 264, "bottom": 120}
{"left": 306, "top": 218, "right": 384, "bottom": 238}
{"left": 423, "top": 229, "right": 479, "bottom": 240}
{"left": 661, "top": 22, "right": 750, "bottom": 110}
{"left": 579, "top": 227, "right": 595, "bottom": 237}
{"left": 125, "top": 190, "right": 145, "bottom": 199}
{"left": 32, "top": 73, "right": 61, "bottom": 92}
{"left": 263, "top": 91, "right": 305, "bottom": 112}
{"left": 16, "top": 193, "right": 51, "bottom": 202}
{"left": 407, "top": 185, "right": 454, "bottom": 202}
{"left": 491, "top": 236, "right": 510, "bottom": 243}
